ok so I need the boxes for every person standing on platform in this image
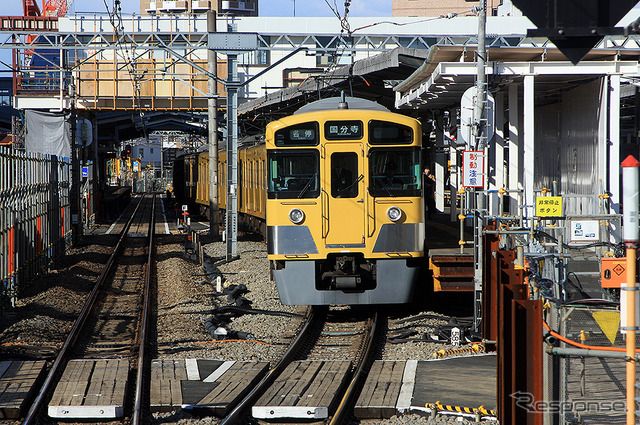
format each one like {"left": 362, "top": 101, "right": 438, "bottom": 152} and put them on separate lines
{"left": 423, "top": 166, "right": 436, "bottom": 219}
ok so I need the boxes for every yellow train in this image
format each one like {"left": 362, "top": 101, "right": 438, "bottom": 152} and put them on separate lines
{"left": 174, "top": 96, "right": 425, "bottom": 305}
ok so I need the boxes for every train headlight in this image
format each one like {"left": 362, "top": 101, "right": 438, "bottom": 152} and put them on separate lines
{"left": 289, "top": 208, "right": 305, "bottom": 224}
{"left": 386, "top": 206, "right": 402, "bottom": 222}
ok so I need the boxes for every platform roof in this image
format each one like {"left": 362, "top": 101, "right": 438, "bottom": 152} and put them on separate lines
{"left": 394, "top": 44, "right": 640, "bottom": 110}
{"left": 96, "top": 110, "right": 207, "bottom": 145}
{"left": 237, "top": 47, "right": 429, "bottom": 130}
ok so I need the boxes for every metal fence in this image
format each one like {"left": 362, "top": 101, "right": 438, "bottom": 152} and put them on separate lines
{"left": 0, "top": 147, "right": 71, "bottom": 307}
{"left": 547, "top": 304, "right": 628, "bottom": 425}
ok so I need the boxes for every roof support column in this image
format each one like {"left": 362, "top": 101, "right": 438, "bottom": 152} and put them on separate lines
{"left": 491, "top": 91, "right": 505, "bottom": 216}
{"left": 449, "top": 115, "right": 459, "bottom": 223}
{"left": 434, "top": 112, "right": 446, "bottom": 213}
{"left": 609, "top": 74, "right": 621, "bottom": 214}
{"left": 523, "top": 74, "right": 535, "bottom": 223}
{"left": 508, "top": 83, "right": 520, "bottom": 215}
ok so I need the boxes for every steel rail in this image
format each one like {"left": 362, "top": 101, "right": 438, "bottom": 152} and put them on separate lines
{"left": 23, "top": 195, "right": 146, "bottom": 425}
{"left": 329, "top": 310, "right": 381, "bottom": 425}
{"left": 132, "top": 194, "right": 156, "bottom": 425}
{"left": 219, "top": 305, "right": 320, "bottom": 425}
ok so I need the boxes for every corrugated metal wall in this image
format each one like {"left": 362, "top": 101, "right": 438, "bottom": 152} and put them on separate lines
{"left": 534, "top": 79, "right": 604, "bottom": 215}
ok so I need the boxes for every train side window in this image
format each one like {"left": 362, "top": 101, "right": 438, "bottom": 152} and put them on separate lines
{"left": 275, "top": 122, "right": 319, "bottom": 146}
{"left": 369, "top": 120, "right": 413, "bottom": 145}
{"left": 331, "top": 152, "right": 358, "bottom": 198}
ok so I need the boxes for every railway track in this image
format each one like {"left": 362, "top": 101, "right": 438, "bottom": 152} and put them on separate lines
{"left": 0, "top": 202, "right": 479, "bottom": 424}
{"left": 22, "top": 194, "right": 156, "bottom": 425}
{"left": 219, "top": 306, "right": 384, "bottom": 425}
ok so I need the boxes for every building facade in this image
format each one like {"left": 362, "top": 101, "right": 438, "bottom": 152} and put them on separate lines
{"left": 392, "top": 0, "right": 501, "bottom": 17}
{"left": 141, "top": 0, "right": 258, "bottom": 16}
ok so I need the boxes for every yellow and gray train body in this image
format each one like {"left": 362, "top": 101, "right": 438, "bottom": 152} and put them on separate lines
{"left": 211, "top": 142, "right": 267, "bottom": 233}
{"left": 266, "top": 97, "right": 424, "bottom": 305}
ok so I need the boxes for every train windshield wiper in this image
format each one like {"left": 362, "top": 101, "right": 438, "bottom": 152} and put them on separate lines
{"left": 297, "top": 173, "right": 317, "bottom": 198}
{"left": 335, "top": 174, "right": 364, "bottom": 198}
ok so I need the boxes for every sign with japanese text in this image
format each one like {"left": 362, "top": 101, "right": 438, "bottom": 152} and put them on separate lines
{"left": 462, "top": 150, "right": 485, "bottom": 188}
{"left": 535, "top": 196, "right": 563, "bottom": 217}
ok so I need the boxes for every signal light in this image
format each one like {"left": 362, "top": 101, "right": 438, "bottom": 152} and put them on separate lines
{"left": 125, "top": 144, "right": 132, "bottom": 155}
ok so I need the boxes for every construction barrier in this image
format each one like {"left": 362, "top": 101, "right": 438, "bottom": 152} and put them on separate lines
{"left": 0, "top": 146, "right": 71, "bottom": 307}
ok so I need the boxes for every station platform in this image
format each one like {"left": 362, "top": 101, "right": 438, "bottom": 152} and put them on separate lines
{"left": 92, "top": 194, "right": 178, "bottom": 237}
{"left": 425, "top": 212, "right": 475, "bottom": 292}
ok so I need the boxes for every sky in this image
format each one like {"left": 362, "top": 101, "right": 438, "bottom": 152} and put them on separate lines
{"left": 4, "top": 0, "right": 392, "bottom": 17}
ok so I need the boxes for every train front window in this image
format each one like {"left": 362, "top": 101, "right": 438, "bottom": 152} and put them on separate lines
{"left": 369, "top": 120, "right": 413, "bottom": 145}
{"left": 368, "top": 148, "right": 421, "bottom": 197}
{"left": 331, "top": 152, "right": 358, "bottom": 198}
{"left": 267, "top": 151, "right": 320, "bottom": 199}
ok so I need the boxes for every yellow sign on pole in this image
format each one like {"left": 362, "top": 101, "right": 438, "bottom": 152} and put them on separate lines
{"left": 535, "top": 196, "right": 562, "bottom": 217}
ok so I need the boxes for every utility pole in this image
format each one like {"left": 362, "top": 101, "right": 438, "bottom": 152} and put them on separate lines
{"left": 207, "top": 11, "right": 220, "bottom": 239}
{"left": 70, "top": 83, "right": 81, "bottom": 246}
{"left": 473, "top": 0, "right": 487, "bottom": 150}
{"left": 472, "top": 0, "right": 487, "bottom": 332}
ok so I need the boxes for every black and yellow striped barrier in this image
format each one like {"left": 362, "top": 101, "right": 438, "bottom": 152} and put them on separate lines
{"left": 426, "top": 401, "right": 496, "bottom": 417}
{"left": 433, "top": 343, "right": 486, "bottom": 358}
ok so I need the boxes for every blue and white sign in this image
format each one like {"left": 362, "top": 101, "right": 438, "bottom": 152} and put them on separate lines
{"left": 82, "top": 166, "right": 89, "bottom": 178}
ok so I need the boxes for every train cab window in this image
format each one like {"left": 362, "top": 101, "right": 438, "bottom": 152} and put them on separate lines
{"left": 368, "top": 148, "right": 421, "bottom": 197}
{"left": 369, "top": 120, "right": 413, "bottom": 145}
{"left": 275, "top": 122, "right": 319, "bottom": 146}
{"left": 267, "top": 151, "right": 319, "bottom": 199}
{"left": 331, "top": 152, "right": 359, "bottom": 198}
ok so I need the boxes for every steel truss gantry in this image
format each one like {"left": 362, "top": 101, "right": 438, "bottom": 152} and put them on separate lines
{"left": 3, "top": 13, "right": 640, "bottom": 61}
{"left": 1, "top": 14, "right": 640, "bottom": 110}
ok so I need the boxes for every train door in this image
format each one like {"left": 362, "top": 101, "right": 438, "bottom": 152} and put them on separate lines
{"left": 324, "top": 143, "right": 365, "bottom": 247}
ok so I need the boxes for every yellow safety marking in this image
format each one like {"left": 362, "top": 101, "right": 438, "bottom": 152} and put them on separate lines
{"left": 433, "top": 344, "right": 486, "bottom": 358}
{"left": 426, "top": 401, "right": 496, "bottom": 417}
{"left": 592, "top": 310, "right": 620, "bottom": 345}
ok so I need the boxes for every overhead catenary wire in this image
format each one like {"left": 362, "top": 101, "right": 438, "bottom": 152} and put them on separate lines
{"left": 102, "top": 0, "right": 149, "bottom": 139}
{"left": 267, "top": 5, "right": 475, "bottom": 114}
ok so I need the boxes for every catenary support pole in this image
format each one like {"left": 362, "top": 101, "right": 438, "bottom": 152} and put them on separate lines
{"left": 622, "top": 155, "right": 639, "bottom": 425}
{"left": 208, "top": 11, "right": 220, "bottom": 239}
{"left": 226, "top": 49, "right": 238, "bottom": 261}
{"left": 472, "top": 0, "right": 487, "bottom": 334}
